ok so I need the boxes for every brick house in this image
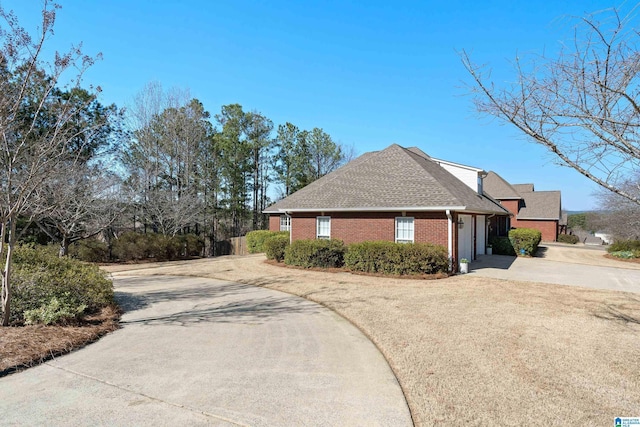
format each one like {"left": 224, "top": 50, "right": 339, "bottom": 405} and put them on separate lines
{"left": 483, "top": 171, "right": 562, "bottom": 242}
{"left": 264, "top": 144, "right": 510, "bottom": 267}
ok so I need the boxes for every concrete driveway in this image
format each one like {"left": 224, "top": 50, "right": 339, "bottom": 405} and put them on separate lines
{"left": 470, "top": 244, "right": 640, "bottom": 293}
{"left": 0, "top": 275, "right": 412, "bottom": 426}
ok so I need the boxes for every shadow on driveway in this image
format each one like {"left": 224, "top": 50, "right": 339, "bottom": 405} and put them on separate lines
{"left": 470, "top": 254, "right": 516, "bottom": 271}
{"left": 114, "top": 278, "right": 321, "bottom": 327}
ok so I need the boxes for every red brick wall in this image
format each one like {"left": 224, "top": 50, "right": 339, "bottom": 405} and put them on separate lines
{"left": 497, "top": 199, "right": 558, "bottom": 242}
{"left": 512, "top": 219, "right": 558, "bottom": 242}
{"left": 288, "top": 212, "right": 448, "bottom": 246}
{"left": 500, "top": 200, "right": 519, "bottom": 215}
{"left": 268, "top": 215, "right": 280, "bottom": 231}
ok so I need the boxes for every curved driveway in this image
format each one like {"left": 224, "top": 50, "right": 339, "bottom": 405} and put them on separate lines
{"left": 0, "top": 275, "right": 412, "bottom": 426}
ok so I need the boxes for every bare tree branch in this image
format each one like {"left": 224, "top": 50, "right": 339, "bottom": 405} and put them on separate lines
{"left": 461, "top": 7, "right": 640, "bottom": 206}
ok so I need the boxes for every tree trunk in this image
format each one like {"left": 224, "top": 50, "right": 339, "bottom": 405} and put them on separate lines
{"left": 253, "top": 148, "right": 259, "bottom": 230}
{"left": 2, "top": 216, "right": 17, "bottom": 326}
{"left": 59, "top": 236, "right": 69, "bottom": 257}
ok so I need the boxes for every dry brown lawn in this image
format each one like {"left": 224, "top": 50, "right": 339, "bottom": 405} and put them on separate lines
{"left": 106, "top": 256, "right": 640, "bottom": 426}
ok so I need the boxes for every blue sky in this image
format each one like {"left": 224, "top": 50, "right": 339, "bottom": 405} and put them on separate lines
{"left": 4, "top": 0, "right": 628, "bottom": 210}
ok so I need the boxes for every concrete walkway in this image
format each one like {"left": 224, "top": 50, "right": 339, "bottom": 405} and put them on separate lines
{"left": 470, "top": 249, "right": 640, "bottom": 294}
{"left": 0, "top": 275, "right": 412, "bottom": 426}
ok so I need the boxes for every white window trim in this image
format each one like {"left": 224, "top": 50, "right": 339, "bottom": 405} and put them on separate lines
{"left": 395, "top": 216, "right": 414, "bottom": 243}
{"left": 316, "top": 216, "right": 331, "bottom": 239}
{"left": 280, "top": 215, "right": 291, "bottom": 232}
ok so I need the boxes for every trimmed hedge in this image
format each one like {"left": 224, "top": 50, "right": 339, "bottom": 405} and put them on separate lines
{"left": 345, "top": 241, "right": 449, "bottom": 275}
{"left": 557, "top": 234, "right": 579, "bottom": 244}
{"left": 608, "top": 240, "right": 640, "bottom": 253}
{"left": 264, "top": 234, "right": 290, "bottom": 262}
{"left": 284, "top": 239, "right": 346, "bottom": 268}
{"left": 111, "top": 232, "right": 203, "bottom": 262}
{"left": 69, "top": 239, "right": 110, "bottom": 263}
{"left": 10, "top": 244, "right": 114, "bottom": 325}
{"left": 488, "top": 236, "right": 516, "bottom": 256}
{"left": 508, "top": 228, "right": 542, "bottom": 256}
{"left": 247, "top": 230, "right": 290, "bottom": 254}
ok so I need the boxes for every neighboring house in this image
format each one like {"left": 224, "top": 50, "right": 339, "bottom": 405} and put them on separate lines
{"left": 264, "top": 144, "right": 510, "bottom": 269}
{"left": 483, "top": 171, "right": 562, "bottom": 242}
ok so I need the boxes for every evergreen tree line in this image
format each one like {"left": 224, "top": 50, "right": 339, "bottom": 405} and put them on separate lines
{"left": 16, "top": 82, "right": 351, "bottom": 257}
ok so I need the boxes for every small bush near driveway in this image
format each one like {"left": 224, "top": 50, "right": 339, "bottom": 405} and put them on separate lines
{"left": 488, "top": 236, "right": 516, "bottom": 255}
{"left": 509, "top": 228, "right": 542, "bottom": 256}
{"left": 284, "top": 239, "right": 346, "bottom": 268}
{"left": 246, "top": 230, "right": 290, "bottom": 254}
{"left": 608, "top": 240, "right": 640, "bottom": 254}
{"left": 557, "top": 234, "right": 580, "bottom": 244}
{"left": 264, "top": 234, "right": 290, "bottom": 262}
{"left": 10, "top": 244, "right": 114, "bottom": 325}
{"left": 345, "top": 241, "right": 449, "bottom": 275}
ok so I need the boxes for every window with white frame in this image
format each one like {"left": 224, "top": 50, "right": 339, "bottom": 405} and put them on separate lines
{"left": 395, "top": 217, "right": 414, "bottom": 243}
{"left": 316, "top": 216, "right": 331, "bottom": 239}
{"left": 280, "top": 215, "right": 291, "bottom": 231}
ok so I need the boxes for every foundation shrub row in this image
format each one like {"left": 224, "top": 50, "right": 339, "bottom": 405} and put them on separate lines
{"left": 247, "top": 230, "right": 289, "bottom": 254}
{"left": 265, "top": 237, "right": 449, "bottom": 275}
{"left": 345, "top": 241, "right": 449, "bottom": 275}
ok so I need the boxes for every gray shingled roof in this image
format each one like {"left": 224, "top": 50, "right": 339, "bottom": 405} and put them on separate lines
{"left": 483, "top": 171, "right": 561, "bottom": 221}
{"left": 264, "top": 144, "right": 509, "bottom": 214}
{"left": 513, "top": 183, "right": 535, "bottom": 193}
{"left": 517, "top": 191, "right": 562, "bottom": 220}
{"left": 483, "top": 171, "right": 522, "bottom": 199}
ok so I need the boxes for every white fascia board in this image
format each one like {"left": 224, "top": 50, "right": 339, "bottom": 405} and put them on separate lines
{"left": 462, "top": 209, "right": 512, "bottom": 216}
{"left": 266, "top": 206, "right": 467, "bottom": 213}
{"left": 517, "top": 217, "right": 560, "bottom": 221}
{"left": 430, "top": 157, "right": 485, "bottom": 173}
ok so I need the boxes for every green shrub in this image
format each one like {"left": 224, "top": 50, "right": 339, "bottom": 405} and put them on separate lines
{"left": 111, "top": 231, "right": 149, "bottom": 261}
{"left": 10, "top": 244, "right": 114, "bottom": 325}
{"left": 69, "top": 239, "right": 110, "bottom": 263}
{"left": 557, "top": 234, "right": 580, "bottom": 244}
{"left": 24, "top": 294, "right": 87, "bottom": 325}
{"left": 179, "top": 234, "right": 205, "bottom": 257}
{"left": 264, "top": 234, "right": 290, "bottom": 262}
{"left": 284, "top": 239, "right": 346, "bottom": 268}
{"left": 609, "top": 250, "right": 637, "bottom": 259}
{"left": 345, "top": 241, "right": 449, "bottom": 275}
{"left": 111, "top": 232, "right": 203, "bottom": 262}
{"left": 508, "top": 228, "right": 542, "bottom": 256}
{"left": 246, "top": 230, "right": 289, "bottom": 254}
{"left": 608, "top": 240, "right": 640, "bottom": 253}
{"left": 488, "top": 236, "right": 516, "bottom": 256}
{"left": 247, "top": 230, "right": 275, "bottom": 254}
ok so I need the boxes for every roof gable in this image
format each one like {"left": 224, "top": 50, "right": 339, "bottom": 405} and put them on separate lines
{"left": 518, "top": 191, "right": 562, "bottom": 220}
{"left": 483, "top": 171, "right": 522, "bottom": 200}
{"left": 264, "top": 144, "right": 508, "bottom": 214}
{"left": 513, "top": 183, "right": 535, "bottom": 193}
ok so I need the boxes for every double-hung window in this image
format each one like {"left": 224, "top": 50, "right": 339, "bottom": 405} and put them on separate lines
{"left": 395, "top": 217, "right": 414, "bottom": 243}
{"left": 280, "top": 215, "right": 291, "bottom": 232}
{"left": 316, "top": 216, "right": 331, "bottom": 239}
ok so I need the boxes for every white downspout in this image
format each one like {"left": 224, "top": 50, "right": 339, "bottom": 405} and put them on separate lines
{"left": 286, "top": 212, "right": 292, "bottom": 244}
{"left": 446, "top": 209, "right": 453, "bottom": 270}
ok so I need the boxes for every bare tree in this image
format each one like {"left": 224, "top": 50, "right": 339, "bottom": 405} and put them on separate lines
{"left": 592, "top": 175, "right": 640, "bottom": 240}
{"left": 0, "top": 1, "right": 105, "bottom": 325}
{"left": 34, "top": 163, "right": 123, "bottom": 256}
{"left": 462, "top": 7, "right": 640, "bottom": 205}
{"left": 123, "top": 84, "right": 212, "bottom": 236}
